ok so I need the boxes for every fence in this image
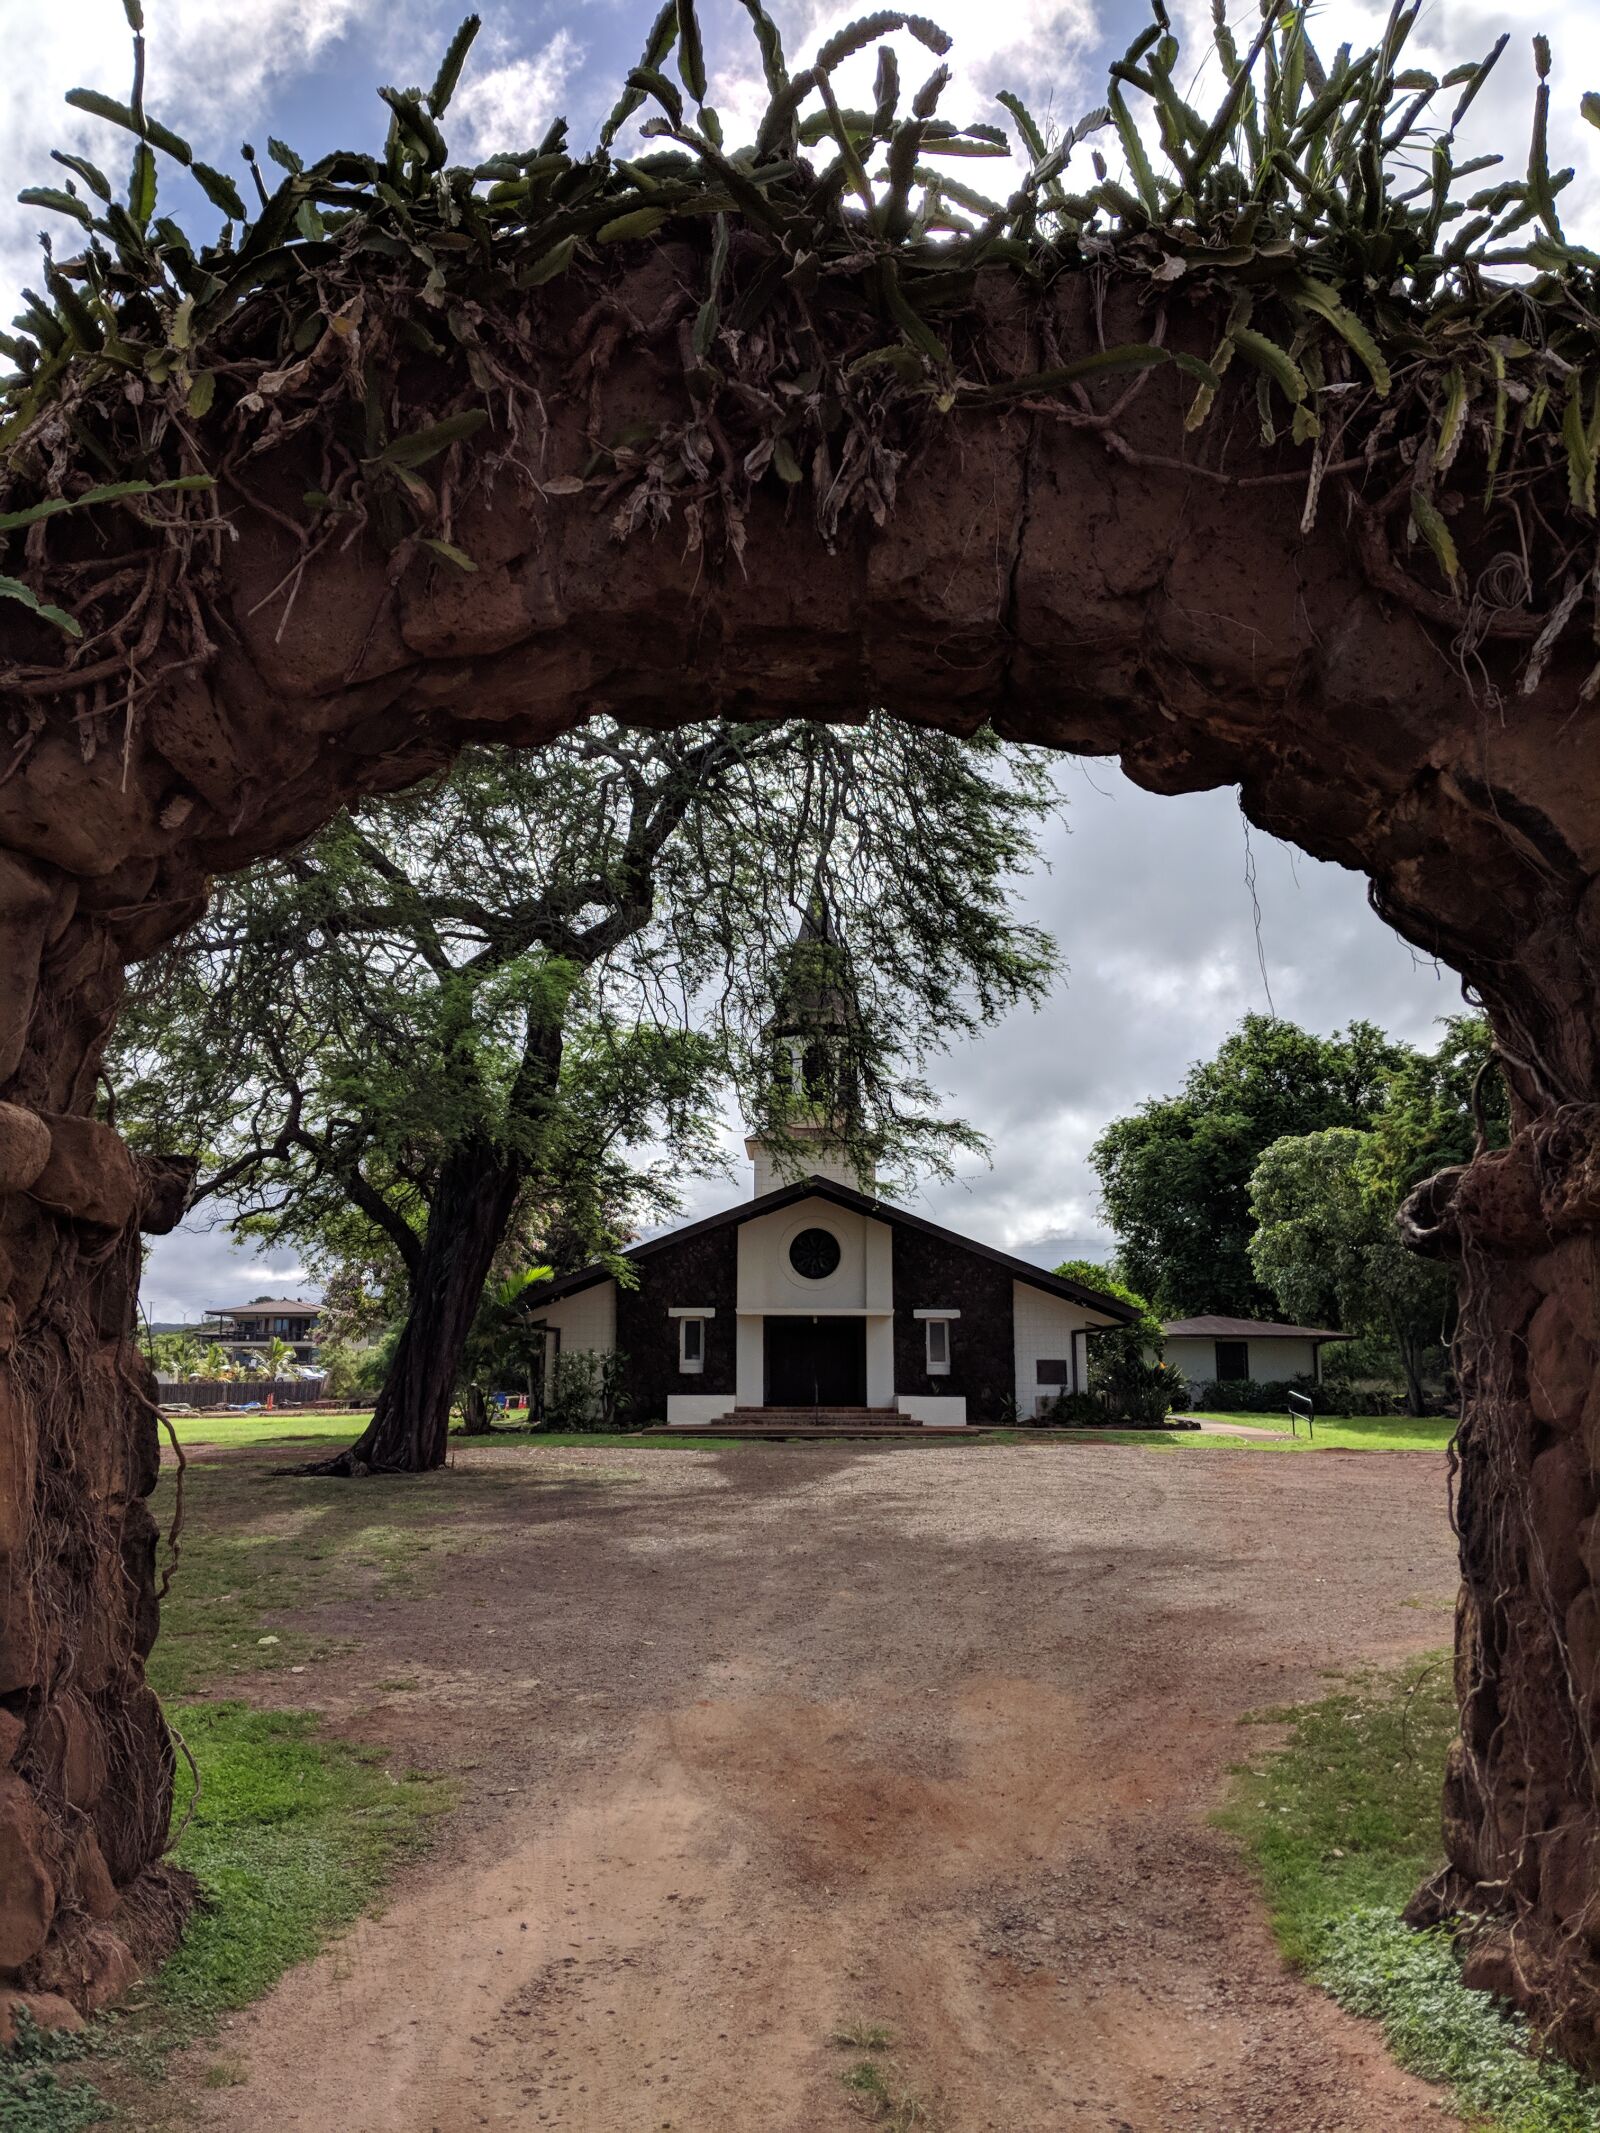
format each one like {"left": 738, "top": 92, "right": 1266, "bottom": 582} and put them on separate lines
{"left": 154, "top": 1378, "right": 371, "bottom": 1411}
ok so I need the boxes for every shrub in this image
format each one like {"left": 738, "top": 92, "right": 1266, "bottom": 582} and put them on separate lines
{"left": 1099, "top": 1354, "right": 1189, "bottom": 1425}
{"left": 1037, "top": 1390, "right": 1106, "bottom": 1428}
{"left": 1038, "top": 1360, "right": 1187, "bottom": 1428}
{"left": 540, "top": 1350, "right": 631, "bottom": 1432}
{"left": 1190, "top": 1373, "right": 1360, "bottom": 1416}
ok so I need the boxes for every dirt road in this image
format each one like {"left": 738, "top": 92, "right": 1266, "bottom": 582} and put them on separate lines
{"left": 187, "top": 1441, "right": 1461, "bottom": 2132}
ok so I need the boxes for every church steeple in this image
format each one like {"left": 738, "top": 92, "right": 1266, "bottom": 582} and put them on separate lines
{"left": 745, "top": 890, "right": 873, "bottom": 1197}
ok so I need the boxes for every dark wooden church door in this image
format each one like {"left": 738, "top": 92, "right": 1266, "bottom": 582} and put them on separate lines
{"left": 765, "top": 1316, "right": 866, "bottom": 1407}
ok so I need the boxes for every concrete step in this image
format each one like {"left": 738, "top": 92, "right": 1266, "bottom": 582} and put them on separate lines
{"left": 714, "top": 1407, "right": 905, "bottom": 1425}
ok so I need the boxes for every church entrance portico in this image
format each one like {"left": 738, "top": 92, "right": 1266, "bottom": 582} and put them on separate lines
{"left": 764, "top": 1314, "right": 867, "bottom": 1408}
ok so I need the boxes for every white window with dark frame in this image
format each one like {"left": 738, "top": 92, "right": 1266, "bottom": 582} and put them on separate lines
{"left": 913, "top": 1308, "right": 958, "bottom": 1377}
{"left": 670, "top": 1307, "right": 714, "bottom": 1375}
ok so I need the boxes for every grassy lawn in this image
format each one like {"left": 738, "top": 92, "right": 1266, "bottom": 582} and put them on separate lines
{"left": 1040, "top": 1415, "right": 1457, "bottom": 1453}
{"left": 163, "top": 1410, "right": 743, "bottom": 1455}
{"left": 162, "top": 1409, "right": 1456, "bottom": 1464}
{"left": 1186, "top": 1411, "right": 1456, "bottom": 1448}
{"left": 1224, "top": 1657, "right": 1600, "bottom": 2132}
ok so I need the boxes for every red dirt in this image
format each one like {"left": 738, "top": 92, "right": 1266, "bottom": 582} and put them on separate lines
{"left": 182, "top": 1441, "right": 1462, "bottom": 2131}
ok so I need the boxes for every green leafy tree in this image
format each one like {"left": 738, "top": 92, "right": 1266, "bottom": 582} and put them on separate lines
{"left": 1365, "top": 1013, "right": 1510, "bottom": 1202}
{"left": 1248, "top": 1127, "right": 1450, "bottom": 1417}
{"left": 114, "top": 717, "right": 1057, "bottom": 1475}
{"left": 1090, "top": 1016, "right": 1412, "bottom": 1317}
{"left": 144, "top": 1329, "right": 202, "bottom": 1378}
{"left": 1053, "top": 1258, "right": 1160, "bottom": 1377}
{"left": 1052, "top": 1258, "right": 1181, "bottom": 1423}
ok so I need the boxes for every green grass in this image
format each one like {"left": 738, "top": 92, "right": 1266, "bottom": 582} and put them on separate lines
{"left": 147, "top": 1453, "right": 645, "bottom": 1699}
{"left": 158, "top": 1702, "right": 449, "bottom": 2028}
{"left": 1223, "top": 1655, "right": 1600, "bottom": 2131}
{"left": 1184, "top": 1413, "right": 1458, "bottom": 1451}
{"left": 1, "top": 1705, "right": 450, "bottom": 2131}
{"left": 0, "top": 2015, "right": 108, "bottom": 2133}
{"left": 833, "top": 2020, "right": 895, "bottom": 2051}
{"left": 1043, "top": 1415, "right": 1457, "bottom": 1453}
{"left": 168, "top": 1410, "right": 1455, "bottom": 1456}
{"left": 164, "top": 1409, "right": 372, "bottom": 1449}
{"left": 163, "top": 1411, "right": 743, "bottom": 1454}
{"left": 839, "top": 2057, "right": 933, "bottom": 2127}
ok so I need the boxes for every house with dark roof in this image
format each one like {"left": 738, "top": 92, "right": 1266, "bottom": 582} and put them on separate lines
{"left": 1159, "top": 1315, "right": 1350, "bottom": 1398}
{"left": 527, "top": 900, "right": 1135, "bottom": 1429}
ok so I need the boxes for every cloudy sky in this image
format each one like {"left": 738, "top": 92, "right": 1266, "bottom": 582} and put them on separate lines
{"left": 6, "top": 0, "right": 1594, "bottom": 1321}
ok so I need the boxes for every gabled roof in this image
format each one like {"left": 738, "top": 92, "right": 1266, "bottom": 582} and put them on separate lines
{"left": 528, "top": 1175, "right": 1140, "bottom": 1323}
{"left": 1162, "top": 1315, "right": 1349, "bottom": 1341}
{"left": 205, "top": 1298, "right": 321, "bottom": 1316}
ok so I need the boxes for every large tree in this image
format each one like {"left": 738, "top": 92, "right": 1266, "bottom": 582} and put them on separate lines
{"left": 1089, "top": 1016, "right": 1412, "bottom": 1318}
{"left": 1245, "top": 1015, "right": 1509, "bottom": 1414}
{"left": 113, "top": 715, "right": 1057, "bottom": 1472}
{"left": 1248, "top": 1126, "right": 1449, "bottom": 1416}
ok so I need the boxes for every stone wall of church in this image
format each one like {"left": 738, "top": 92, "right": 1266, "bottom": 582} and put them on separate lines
{"left": 615, "top": 1226, "right": 738, "bottom": 1425}
{"left": 890, "top": 1230, "right": 1015, "bottom": 1421}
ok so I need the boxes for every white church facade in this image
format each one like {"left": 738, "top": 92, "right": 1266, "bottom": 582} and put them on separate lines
{"left": 528, "top": 897, "right": 1135, "bottom": 1428}
{"left": 528, "top": 1169, "right": 1135, "bottom": 1428}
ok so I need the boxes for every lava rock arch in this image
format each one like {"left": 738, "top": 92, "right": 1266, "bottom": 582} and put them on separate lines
{"left": 1, "top": 271, "right": 1597, "bottom": 2041}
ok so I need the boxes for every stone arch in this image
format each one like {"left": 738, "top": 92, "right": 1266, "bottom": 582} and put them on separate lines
{"left": 2, "top": 262, "right": 1599, "bottom": 2048}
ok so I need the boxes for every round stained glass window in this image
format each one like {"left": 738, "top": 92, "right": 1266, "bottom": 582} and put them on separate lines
{"left": 789, "top": 1227, "right": 842, "bottom": 1280}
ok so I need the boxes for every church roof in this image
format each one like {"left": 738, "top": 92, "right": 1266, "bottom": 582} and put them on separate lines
{"left": 529, "top": 1175, "right": 1141, "bottom": 1323}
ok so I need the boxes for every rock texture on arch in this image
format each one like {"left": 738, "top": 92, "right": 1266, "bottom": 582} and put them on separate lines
{"left": 2, "top": 265, "right": 1599, "bottom": 2051}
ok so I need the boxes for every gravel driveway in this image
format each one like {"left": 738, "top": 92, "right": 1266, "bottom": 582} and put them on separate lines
{"left": 186, "top": 1440, "right": 1462, "bottom": 2133}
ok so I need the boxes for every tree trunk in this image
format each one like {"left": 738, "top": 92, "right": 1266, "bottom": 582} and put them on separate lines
{"left": 1393, "top": 1319, "right": 1428, "bottom": 1418}
{"left": 460, "top": 1383, "right": 492, "bottom": 1434}
{"left": 316, "top": 1142, "right": 523, "bottom": 1474}
{"left": 1399, "top": 1120, "right": 1600, "bottom": 2064}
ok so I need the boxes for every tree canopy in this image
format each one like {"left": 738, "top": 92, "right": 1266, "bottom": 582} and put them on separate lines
{"left": 1089, "top": 1014, "right": 1410, "bottom": 1318}
{"left": 1248, "top": 1125, "right": 1449, "bottom": 1415}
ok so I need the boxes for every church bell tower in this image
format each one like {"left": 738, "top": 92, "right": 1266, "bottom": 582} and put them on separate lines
{"left": 744, "top": 893, "right": 874, "bottom": 1197}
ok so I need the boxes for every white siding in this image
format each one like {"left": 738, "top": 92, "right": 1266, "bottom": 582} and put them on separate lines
{"left": 865, "top": 1316, "right": 895, "bottom": 1407}
{"left": 896, "top": 1394, "right": 967, "bottom": 1426}
{"left": 666, "top": 1393, "right": 731, "bottom": 1428}
{"left": 1012, "top": 1283, "right": 1114, "bottom": 1419}
{"left": 537, "top": 1280, "right": 617, "bottom": 1391}
{"left": 736, "top": 1195, "right": 890, "bottom": 1315}
{"left": 735, "top": 1315, "right": 764, "bottom": 1408}
{"left": 1165, "top": 1334, "right": 1319, "bottom": 1395}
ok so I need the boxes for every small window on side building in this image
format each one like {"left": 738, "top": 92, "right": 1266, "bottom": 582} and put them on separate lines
{"left": 679, "top": 1317, "right": 705, "bottom": 1374}
{"left": 1036, "top": 1358, "right": 1071, "bottom": 1386}
{"left": 926, "top": 1319, "right": 950, "bottom": 1374}
{"left": 1214, "top": 1340, "right": 1250, "bottom": 1382}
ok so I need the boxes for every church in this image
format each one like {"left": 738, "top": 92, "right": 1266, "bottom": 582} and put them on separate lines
{"left": 529, "top": 905, "right": 1136, "bottom": 1429}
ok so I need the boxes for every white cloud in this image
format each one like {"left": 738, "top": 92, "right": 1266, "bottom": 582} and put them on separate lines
{"left": 450, "top": 28, "right": 585, "bottom": 160}
{"left": 3, "top": 0, "right": 389, "bottom": 319}
{"left": 707, "top": 0, "right": 1102, "bottom": 185}
{"left": 1166, "top": 0, "right": 1599, "bottom": 243}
